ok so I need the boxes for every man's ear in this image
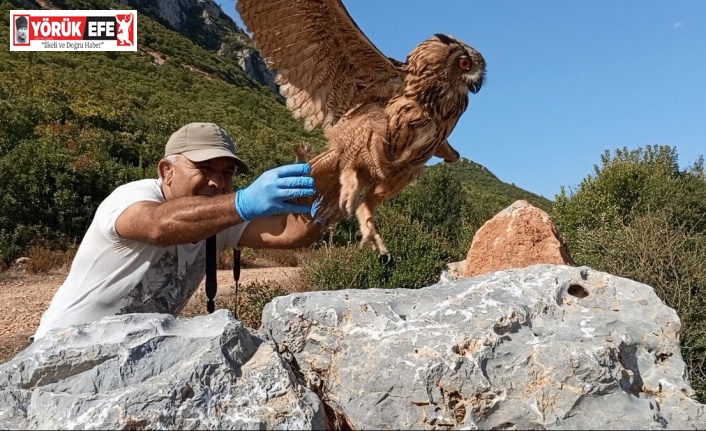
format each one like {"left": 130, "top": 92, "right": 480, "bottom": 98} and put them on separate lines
{"left": 158, "top": 159, "right": 174, "bottom": 184}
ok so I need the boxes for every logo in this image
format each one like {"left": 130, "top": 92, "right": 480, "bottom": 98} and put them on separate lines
{"left": 10, "top": 10, "right": 137, "bottom": 51}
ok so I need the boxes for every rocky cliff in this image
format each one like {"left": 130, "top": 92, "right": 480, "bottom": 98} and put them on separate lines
{"left": 116, "top": 0, "right": 277, "bottom": 91}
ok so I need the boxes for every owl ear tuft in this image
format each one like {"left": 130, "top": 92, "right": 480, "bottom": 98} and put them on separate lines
{"left": 433, "top": 34, "right": 456, "bottom": 45}
{"left": 387, "top": 57, "right": 405, "bottom": 68}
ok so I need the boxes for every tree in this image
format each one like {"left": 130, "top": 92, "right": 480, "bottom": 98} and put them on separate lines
{"left": 392, "top": 163, "right": 466, "bottom": 246}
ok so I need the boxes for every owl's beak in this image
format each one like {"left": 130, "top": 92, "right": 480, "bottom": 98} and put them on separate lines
{"left": 468, "top": 77, "right": 483, "bottom": 94}
{"left": 463, "top": 70, "right": 484, "bottom": 94}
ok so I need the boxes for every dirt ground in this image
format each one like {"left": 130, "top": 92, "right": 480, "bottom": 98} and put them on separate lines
{"left": 0, "top": 264, "right": 302, "bottom": 365}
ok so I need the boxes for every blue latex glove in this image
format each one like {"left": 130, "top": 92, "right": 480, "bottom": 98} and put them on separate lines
{"left": 235, "top": 163, "right": 316, "bottom": 221}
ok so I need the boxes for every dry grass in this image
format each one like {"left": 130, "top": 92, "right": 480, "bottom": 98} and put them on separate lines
{"left": 9, "top": 245, "right": 78, "bottom": 274}
{"left": 218, "top": 247, "right": 319, "bottom": 270}
{"left": 13, "top": 244, "right": 316, "bottom": 273}
{"left": 222, "top": 280, "right": 289, "bottom": 329}
{"left": 180, "top": 267, "right": 307, "bottom": 329}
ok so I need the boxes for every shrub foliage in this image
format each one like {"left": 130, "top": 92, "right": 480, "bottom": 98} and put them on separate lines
{"left": 554, "top": 145, "right": 706, "bottom": 401}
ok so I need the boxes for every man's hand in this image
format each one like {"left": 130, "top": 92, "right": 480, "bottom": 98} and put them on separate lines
{"left": 235, "top": 163, "right": 316, "bottom": 221}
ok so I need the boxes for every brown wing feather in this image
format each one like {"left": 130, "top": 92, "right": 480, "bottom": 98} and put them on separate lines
{"left": 236, "top": 0, "right": 404, "bottom": 131}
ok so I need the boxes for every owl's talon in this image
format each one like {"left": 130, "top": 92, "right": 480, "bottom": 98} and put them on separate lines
{"left": 378, "top": 253, "right": 393, "bottom": 266}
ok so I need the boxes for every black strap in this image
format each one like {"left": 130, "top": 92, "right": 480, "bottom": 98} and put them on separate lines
{"left": 205, "top": 235, "right": 217, "bottom": 313}
{"left": 233, "top": 248, "right": 240, "bottom": 320}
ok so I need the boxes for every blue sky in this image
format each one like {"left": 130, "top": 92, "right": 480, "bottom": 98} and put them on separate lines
{"left": 218, "top": 1, "right": 706, "bottom": 200}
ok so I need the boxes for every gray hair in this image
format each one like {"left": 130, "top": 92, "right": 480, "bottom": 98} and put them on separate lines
{"left": 159, "top": 154, "right": 180, "bottom": 180}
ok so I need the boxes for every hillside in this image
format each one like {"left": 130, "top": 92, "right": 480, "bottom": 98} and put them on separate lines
{"left": 443, "top": 158, "right": 553, "bottom": 212}
{"left": 0, "top": 0, "right": 552, "bottom": 264}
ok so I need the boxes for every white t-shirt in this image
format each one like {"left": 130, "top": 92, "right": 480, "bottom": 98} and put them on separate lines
{"left": 33, "top": 179, "right": 248, "bottom": 340}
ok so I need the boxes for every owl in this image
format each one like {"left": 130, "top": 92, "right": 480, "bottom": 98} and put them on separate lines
{"left": 236, "top": 0, "right": 486, "bottom": 262}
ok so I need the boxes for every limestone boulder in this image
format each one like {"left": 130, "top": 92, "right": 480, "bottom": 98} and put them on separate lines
{"left": 261, "top": 264, "right": 706, "bottom": 430}
{"left": 4, "top": 264, "right": 704, "bottom": 430}
{"left": 0, "top": 310, "right": 325, "bottom": 430}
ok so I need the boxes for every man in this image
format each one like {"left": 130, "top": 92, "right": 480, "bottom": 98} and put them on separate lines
{"left": 15, "top": 16, "right": 29, "bottom": 45}
{"left": 33, "top": 122, "right": 323, "bottom": 340}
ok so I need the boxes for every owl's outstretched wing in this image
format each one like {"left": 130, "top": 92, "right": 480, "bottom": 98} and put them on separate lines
{"left": 236, "top": 0, "right": 405, "bottom": 132}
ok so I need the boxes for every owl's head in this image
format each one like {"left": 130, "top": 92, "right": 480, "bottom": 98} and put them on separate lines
{"left": 404, "top": 34, "right": 486, "bottom": 95}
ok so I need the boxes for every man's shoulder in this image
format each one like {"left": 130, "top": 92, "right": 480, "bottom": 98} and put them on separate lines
{"left": 96, "top": 178, "right": 163, "bottom": 215}
{"left": 114, "top": 178, "right": 161, "bottom": 191}
{"left": 109, "top": 178, "right": 163, "bottom": 200}
{"left": 92, "top": 178, "right": 164, "bottom": 236}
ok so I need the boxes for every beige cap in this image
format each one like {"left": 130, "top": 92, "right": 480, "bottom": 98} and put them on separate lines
{"left": 164, "top": 122, "right": 249, "bottom": 173}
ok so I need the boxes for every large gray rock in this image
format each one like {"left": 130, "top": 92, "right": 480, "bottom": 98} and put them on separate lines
{"left": 117, "top": 0, "right": 225, "bottom": 33}
{"left": 117, "top": 0, "right": 277, "bottom": 90}
{"left": 261, "top": 264, "right": 706, "bottom": 430}
{"left": 0, "top": 310, "right": 324, "bottom": 430}
{"left": 234, "top": 48, "right": 278, "bottom": 92}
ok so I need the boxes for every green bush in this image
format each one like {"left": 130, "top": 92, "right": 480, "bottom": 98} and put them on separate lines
{"left": 554, "top": 146, "right": 706, "bottom": 235}
{"left": 0, "top": 135, "right": 142, "bottom": 262}
{"left": 303, "top": 207, "right": 449, "bottom": 290}
{"left": 391, "top": 164, "right": 465, "bottom": 243}
{"left": 553, "top": 144, "right": 706, "bottom": 401}
{"left": 230, "top": 281, "right": 288, "bottom": 329}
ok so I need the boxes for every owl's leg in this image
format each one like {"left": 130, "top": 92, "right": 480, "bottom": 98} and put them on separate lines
{"left": 434, "top": 140, "right": 461, "bottom": 163}
{"left": 355, "top": 179, "right": 410, "bottom": 263}
{"left": 355, "top": 200, "right": 390, "bottom": 263}
{"left": 293, "top": 142, "right": 313, "bottom": 163}
{"left": 338, "top": 168, "right": 363, "bottom": 217}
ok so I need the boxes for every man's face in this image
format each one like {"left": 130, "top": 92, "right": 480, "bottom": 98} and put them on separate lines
{"left": 166, "top": 155, "right": 236, "bottom": 199}
{"left": 16, "top": 26, "right": 27, "bottom": 41}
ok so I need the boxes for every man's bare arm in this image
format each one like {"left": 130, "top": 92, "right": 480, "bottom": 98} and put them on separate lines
{"left": 116, "top": 194, "right": 244, "bottom": 246}
{"left": 238, "top": 214, "right": 325, "bottom": 249}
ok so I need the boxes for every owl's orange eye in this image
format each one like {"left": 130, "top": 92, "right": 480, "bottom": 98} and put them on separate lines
{"left": 458, "top": 57, "right": 472, "bottom": 71}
